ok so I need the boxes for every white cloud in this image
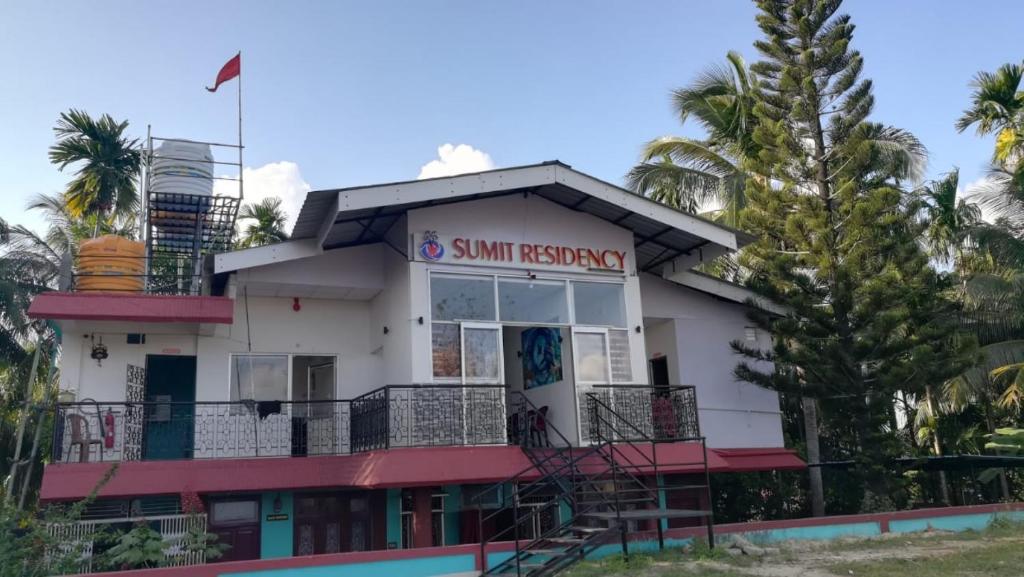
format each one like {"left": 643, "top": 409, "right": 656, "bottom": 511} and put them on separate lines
{"left": 214, "top": 161, "right": 311, "bottom": 232}
{"left": 957, "top": 175, "right": 999, "bottom": 224}
{"left": 417, "top": 144, "right": 495, "bottom": 180}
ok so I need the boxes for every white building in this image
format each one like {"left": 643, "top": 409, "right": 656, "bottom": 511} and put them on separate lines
{"left": 33, "top": 161, "right": 799, "bottom": 563}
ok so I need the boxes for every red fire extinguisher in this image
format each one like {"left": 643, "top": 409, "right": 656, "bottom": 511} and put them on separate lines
{"left": 104, "top": 409, "right": 115, "bottom": 449}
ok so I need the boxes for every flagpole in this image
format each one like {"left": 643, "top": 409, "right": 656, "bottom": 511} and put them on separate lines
{"left": 237, "top": 50, "right": 244, "bottom": 201}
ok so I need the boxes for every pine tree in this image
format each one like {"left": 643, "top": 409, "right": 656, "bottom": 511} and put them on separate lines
{"left": 732, "top": 0, "right": 977, "bottom": 507}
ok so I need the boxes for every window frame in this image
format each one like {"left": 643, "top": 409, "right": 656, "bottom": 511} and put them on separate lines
{"left": 428, "top": 271, "right": 630, "bottom": 384}
{"left": 227, "top": 353, "right": 339, "bottom": 403}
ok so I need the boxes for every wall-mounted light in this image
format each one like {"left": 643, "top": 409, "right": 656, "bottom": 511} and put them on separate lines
{"left": 90, "top": 335, "right": 108, "bottom": 366}
{"left": 273, "top": 493, "right": 283, "bottom": 513}
{"left": 383, "top": 326, "right": 390, "bottom": 335}
{"left": 635, "top": 325, "right": 642, "bottom": 333}
{"left": 292, "top": 297, "right": 301, "bottom": 312}
{"left": 418, "top": 316, "right": 424, "bottom": 325}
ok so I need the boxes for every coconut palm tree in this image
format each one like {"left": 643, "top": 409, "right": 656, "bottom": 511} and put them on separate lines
{"left": 915, "top": 169, "right": 982, "bottom": 267}
{"left": 48, "top": 109, "right": 141, "bottom": 236}
{"left": 626, "top": 51, "right": 759, "bottom": 226}
{"left": 956, "top": 62, "right": 1024, "bottom": 165}
{"left": 236, "top": 197, "right": 289, "bottom": 248}
{"left": 949, "top": 63, "right": 1024, "bottom": 411}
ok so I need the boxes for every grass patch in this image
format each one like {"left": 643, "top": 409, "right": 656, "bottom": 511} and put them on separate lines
{"left": 826, "top": 539, "right": 1024, "bottom": 576}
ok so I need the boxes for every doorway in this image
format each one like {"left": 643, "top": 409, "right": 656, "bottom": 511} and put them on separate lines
{"left": 649, "top": 356, "right": 670, "bottom": 386}
{"left": 291, "top": 356, "right": 336, "bottom": 455}
{"left": 502, "top": 326, "right": 576, "bottom": 445}
{"left": 293, "top": 492, "right": 376, "bottom": 555}
{"left": 207, "top": 498, "right": 261, "bottom": 563}
{"left": 143, "top": 355, "right": 196, "bottom": 460}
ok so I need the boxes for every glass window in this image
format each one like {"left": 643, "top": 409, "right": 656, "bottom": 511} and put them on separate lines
{"left": 210, "top": 500, "right": 258, "bottom": 525}
{"left": 575, "top": 332, "right": 610, "bottom": 383}
{"left": 432, "top": 324, "right": 461, "bottom": 379}
{"left": 498, "top": 279, "right": 569, "bottom": 324}
{"left": 431, "top": 275, "right": 495, "bottom": 321}
{"left": 572, "top": 282, "right": 626, "bottom": 327}
{"left": 431, "top": 493, "right": 445, "bottom": 547}
{"left": 230, "top": 355, "right": 288, "bottom": 401}
{"left": 463, "top": 326, "right": 501, "bottom": 382}
{"left": 608, "top": 329, "right": 633, "bottom": 383}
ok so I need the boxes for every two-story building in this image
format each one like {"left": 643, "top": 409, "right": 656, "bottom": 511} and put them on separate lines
{"left": 31, "top": 161, "right": 801, "bottom": 570}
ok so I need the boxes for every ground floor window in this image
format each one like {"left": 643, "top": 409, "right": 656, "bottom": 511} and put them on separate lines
{"left": 431, "top": 492, "right": 446, "bottom": 547}
{"left": 400, "top": 491, "right": 413, "bottom": 549}
{"left": 518, "top": 492, "right": 561, "bottom": 540}
{"left": 400, "top": 488, "right": 447, "bottom": 548}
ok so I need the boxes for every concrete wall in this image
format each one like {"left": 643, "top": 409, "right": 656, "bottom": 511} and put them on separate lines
{"left": 407, "top": 194, "right": 648, "bottom": 386}
{"left": 640, "top": 273, "right": 783, "bottom": 449}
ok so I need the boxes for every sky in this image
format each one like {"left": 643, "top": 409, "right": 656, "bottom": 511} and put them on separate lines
{"left": 1, "top": 1, "right": 1020, "bottom": 233}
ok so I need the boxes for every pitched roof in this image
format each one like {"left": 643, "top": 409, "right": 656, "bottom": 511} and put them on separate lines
{"left": 284, "top": 161, "right": 752, "bottom": 273}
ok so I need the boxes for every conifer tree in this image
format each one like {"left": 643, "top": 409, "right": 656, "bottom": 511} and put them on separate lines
{"left": 732, "top": 0, "right": 977, "bottom": 507}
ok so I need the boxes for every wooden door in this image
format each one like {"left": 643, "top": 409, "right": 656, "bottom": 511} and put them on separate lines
{"left": 213, "top": 525, "right": 260, "bottom": 562}
{"left": 207, "top": 498, "right": 261, "bottom": 563}
{"left": 294, "top": 493, "right": 344, "bottom": 556}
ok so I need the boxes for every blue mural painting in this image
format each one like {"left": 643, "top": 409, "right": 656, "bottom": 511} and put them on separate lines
{"left": 522, "top": 327, "right": 562, "bottom": 389}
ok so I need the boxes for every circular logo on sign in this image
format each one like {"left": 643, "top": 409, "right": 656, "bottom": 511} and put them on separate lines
{"left": 419, "top": 231, "right": 444, "bottom": 261}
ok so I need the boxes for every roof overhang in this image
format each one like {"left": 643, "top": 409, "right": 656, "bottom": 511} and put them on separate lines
{"left": 664, "top": 270, "right": 789, "bottom": 316}
{"left": 39, "top": 443, "right": 797, "bottom": 501}
{"left": 271, "top": 162, "right": 752, "bottom": 274}
{"left": 28, "top": 292, "right": 234, "bottom": 324}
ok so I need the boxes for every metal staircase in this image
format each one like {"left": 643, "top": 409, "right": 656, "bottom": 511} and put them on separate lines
{"left": 475, "top": 389, "right": 714, "bottom": 577}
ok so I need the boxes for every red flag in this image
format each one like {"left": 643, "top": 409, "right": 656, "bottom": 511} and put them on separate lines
{"left": 206, "top": 53, "right": 240, "bottom": 92}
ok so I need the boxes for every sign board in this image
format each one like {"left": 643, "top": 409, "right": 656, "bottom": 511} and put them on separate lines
{"left": 415, "top": 231, "right": 628, "bottom": 273}
{"left": 266, "top": 514, "right": 289, "bottom": 522}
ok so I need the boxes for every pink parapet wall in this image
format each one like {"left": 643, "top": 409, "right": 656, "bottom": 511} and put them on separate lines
{"left": 28, "top": 292, "right": 234, "bottom": 324}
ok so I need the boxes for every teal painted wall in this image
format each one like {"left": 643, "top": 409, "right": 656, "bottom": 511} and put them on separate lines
{"left": 209, "top": 506, "right": 1024, "bottom": 577}
{"left": 559, "top": 499, "right": 572, "bottom": 527}
{"left": 260, "top": 492, "right": 294, "bottom": 559}
{"left": 386, "top": 488, "right": 402, "bottom": 549}
{"left": 656, "top": 474, "right": 668, "bottom": 532}
{"left": 443, "top": 485, "right": 462, "bottom": 546}
{"left": 890, "top": 510, "right": 1024, "bottom": 534}
{"left": 742, "top": 522, "right": 881, "bottom": 544}
{"left": 232, "top": 553, "right": 477, "bottom": 577}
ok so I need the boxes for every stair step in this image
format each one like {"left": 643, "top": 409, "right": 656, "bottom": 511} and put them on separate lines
{"left": 582, "top": 508, "right": 711, "bottom": 521}
{"left": 569, "top": 525, "right": 606, "bottom": 534}
{"left": 522, "top": 549, "right": 561, "bottom": 555}
{"left": 577, "top": 499, "right": 657, "bottom": 506}
{"left": 545, "top": 537, "right": 585, "bottom": 545}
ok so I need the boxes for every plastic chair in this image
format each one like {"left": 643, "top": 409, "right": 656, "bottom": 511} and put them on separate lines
{"left": 528, "top": 406, "right": 551, "bottom": 448}
{"left": 67, "top": 414, "right": 103, "bottom": 463}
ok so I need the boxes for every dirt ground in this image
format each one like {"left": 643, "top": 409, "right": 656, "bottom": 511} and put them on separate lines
{"left": 693, "top": 533, "right": 1004, "bottom": 577}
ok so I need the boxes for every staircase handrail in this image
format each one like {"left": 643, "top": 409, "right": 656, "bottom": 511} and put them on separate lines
{"left": 470, "top": 392, "right": 580, "bottom": 505}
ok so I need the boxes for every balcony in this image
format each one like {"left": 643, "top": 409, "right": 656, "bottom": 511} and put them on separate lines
{"left": 52, "top": 385, "right": 699, "bottom": 464}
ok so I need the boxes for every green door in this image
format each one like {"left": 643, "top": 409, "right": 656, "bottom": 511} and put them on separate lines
{"left": 144, "top": 355, "right": 197, "bottom": 460}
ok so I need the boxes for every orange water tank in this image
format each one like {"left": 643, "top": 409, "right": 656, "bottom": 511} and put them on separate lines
{"left": 76, "top": 235, "right": 146, "bottom": 293}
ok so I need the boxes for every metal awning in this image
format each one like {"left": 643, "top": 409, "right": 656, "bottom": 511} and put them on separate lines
{"left": 288, "top": 161, "right": 752, "bottom": 273}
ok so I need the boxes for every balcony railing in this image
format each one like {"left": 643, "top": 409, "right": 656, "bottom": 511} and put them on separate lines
{"left": 352, "top": 385, "right": 508, "bottom": 451}
{"left": 53, "top": 400, "right": 352, "bottom": 463}
{"left": 53, "top": 385, "right": 508, "bottom": 463}
{"left": 52, "top": 385, "right": 698, "bottom": 464}
{"left": 583, "top": 385, "right": 700, "bottom": 443}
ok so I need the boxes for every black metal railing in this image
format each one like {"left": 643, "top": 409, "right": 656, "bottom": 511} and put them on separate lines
{"left": 53, "top": 385, "right": 509, "bottom": 463}
{"left": 351, "top": 384, "right": 508, "bottom": 451}
{"left": 70, "top": 253, "right": 208, "bottom": 296}
{"left": 584, "top": 385, "right": 700, "bottom": 443}
{"left": 52, "top": 400, "right": 352, "bottom": 463}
